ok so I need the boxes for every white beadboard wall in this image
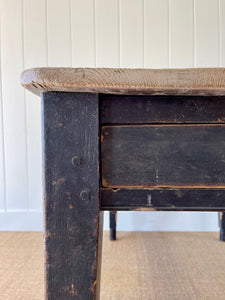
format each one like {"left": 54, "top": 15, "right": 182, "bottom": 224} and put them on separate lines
{"left": 0, "top": 0, "right": 225, "bottom": 231}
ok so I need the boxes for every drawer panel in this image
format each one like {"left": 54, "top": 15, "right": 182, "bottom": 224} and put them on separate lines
{"left": 101, "top": 125, "right": 225, "bottom": 187}
{"left": 100, "top": 95, "right": 225, "bottom": 124}
{"left": 100, "top": 188, "right": 225, "bottom": 211}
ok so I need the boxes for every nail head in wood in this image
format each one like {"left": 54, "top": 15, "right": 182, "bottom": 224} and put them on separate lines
{"left": 72, "top": 156, "right": 81, "bottom": 167}
{"left": 80, "top": 190, "right": 90, "bottom": 202}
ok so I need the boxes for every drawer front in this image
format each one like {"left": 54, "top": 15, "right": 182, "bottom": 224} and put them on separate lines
{"left": 101, "top": 125, "right": 225, "bottom": 188}
{"left": 100, "top": 95, "right": 225, "bottom": 124}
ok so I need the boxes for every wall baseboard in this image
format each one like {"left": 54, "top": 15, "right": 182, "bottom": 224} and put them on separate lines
{"left": 0, "top": 211, "right": 220, "bottom": 231}
{"left": 0, "top": 211, "right": 43, "bottom": 231}
{"left": 103, "top": 211, "right": 220, "bottom": 232}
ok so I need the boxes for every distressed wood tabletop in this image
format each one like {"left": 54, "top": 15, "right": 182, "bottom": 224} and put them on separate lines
{"left": 21, "top": 67, "right": 225, "bottom": 96}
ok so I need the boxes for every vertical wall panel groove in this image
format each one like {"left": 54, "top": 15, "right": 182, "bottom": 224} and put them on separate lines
{"left": 118, "top": 0, "right": 121, "bottom": 67}
{"left": 0, "top": 9, "right": 6, "bottom": 211}
{"left": 168, "top": 0, "right": 171, "bottom": 68}
{"left": 193, "top": 0, "right": 196, "bottom": 67}
{"left": 93, "top": 0, "right": 97, "bottom": 67}
{"left": 170, "top": 0, "right": 194, "bottom": 68}
{"left": 69, "top": 0, "right": 72, "bottom": 67}
{"left": 218, "top": 0, "right": 221, "bottom": 66}
{"left": 143, "top": 0, "right": 146, "bottom": 67}
{"left": 220, "top": 0, "right": 225, "bottom": 66}
{"left": 71, "top": 0, "right": 95, "bottom": 67}
{"left": 47, "top": 0, "right": 71, "bottom": 67}
{"left": 195, "top": 0, "right": 219, "bottom": 67}
{"left": 120, "top": 0, "right": 144, "bottom": 68}
{"left": 145, "top": 0, "right": 169, "bottom": 68}
{"left": 21, "top": 0, "right": 30, "bottom": 210}
{"left": 95, "top": 0, "right": 119, "bottom": 67}
{"left": 45, "top": 0, "right": 48, "bottom": 66}
{"left": 23, "top": 0, "right": 47, "bottom": 210}
{"left": 1, "top": 0, "right": 28, "bottom": 210}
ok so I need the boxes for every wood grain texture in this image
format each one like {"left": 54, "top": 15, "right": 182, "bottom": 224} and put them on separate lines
{"left": 100, "top": 95, "right": 225, "bottom": 124}
{"left": 21, "top": 67, "right": 225, "bottom": 96}
{"left": 101, "top": 125, "right": 225, "bottom": 188}
{"left": 42, "top": 92, "right": 102, "bottom": 300}
{"left": 100, "top": 188, "right": 225, "bottom": 211}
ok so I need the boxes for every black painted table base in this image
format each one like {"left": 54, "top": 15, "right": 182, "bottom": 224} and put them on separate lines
{"left": 41, "top": 92, "right": 225, "bottom": 299}
{"left": 42, "top": 92, "right": 103, "bottom": 299}
{"left": 219, "top": 212, "right": 225, "bottom": 241}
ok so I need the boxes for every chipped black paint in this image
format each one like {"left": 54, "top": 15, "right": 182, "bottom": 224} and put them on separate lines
{"left": 42, "top": 92, "right": 102, "bottom": 300}
{"left": 101, "top": 188, "right": 225, "bottom": 211}
{"left": 100, "top": 94, "right": 225, "bottom": 124}
{"left": 101, "top": 125, "right": 225, "bottom": 187}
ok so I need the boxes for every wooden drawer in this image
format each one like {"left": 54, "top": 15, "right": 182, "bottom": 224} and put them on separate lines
{"left": 101, "top": 124, "right": 225, "bottom": 188}
{"left": 100, "top": 95, "right": 225, "bottom": 124}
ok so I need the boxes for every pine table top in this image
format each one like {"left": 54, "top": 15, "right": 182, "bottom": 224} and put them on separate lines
{"left": 21, "top": 67, "right": 225, "bottom": 96}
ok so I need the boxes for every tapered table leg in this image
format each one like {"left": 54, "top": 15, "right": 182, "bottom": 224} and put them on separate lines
{"left": 42, "top": 92, "right": 103, "bottom": 300}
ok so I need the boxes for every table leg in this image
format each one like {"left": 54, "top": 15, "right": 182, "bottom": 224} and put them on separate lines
{"left": 42, "top": 92, "right": 103, "bottom": 299}
{"left": 109, "top": 211, "right": 117, "bottom": 241}
{"left": 219, "top": 212, "right": 225, "bottom": 241}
